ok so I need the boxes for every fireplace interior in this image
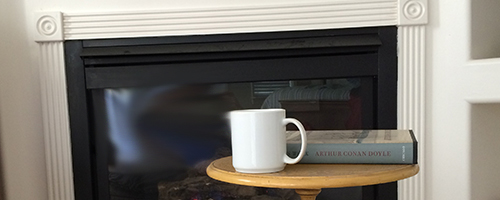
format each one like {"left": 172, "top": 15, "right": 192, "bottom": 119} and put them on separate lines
{"left": 64, "top": 26, "right": 397, "bottom": 200}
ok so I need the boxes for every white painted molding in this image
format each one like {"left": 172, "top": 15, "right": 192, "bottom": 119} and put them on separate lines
{"left": 39, "top": 42, "right": 75, "bottom": 200}
{"left": 35, "top": 1, "right": 427, "bottom": 199}
{"left": 466, "top": 57, "right": 500, "bottom": 66}
{"left": 398, "top": 0, "right": 428, "bottom": 25}
{"left": 466, "top": 97, "right": 500, "bottom": 104}
{"left": 62, "top": 0, "right": 398, "bottom": 40}
{"left": 35, "top": 12, "right": 64, "bottom": 42}
{"left": 397, "top": 25, "right": 426, "bottom": 200}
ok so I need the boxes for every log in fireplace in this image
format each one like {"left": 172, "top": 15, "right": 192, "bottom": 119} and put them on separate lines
{"left": 64, "top": 26, "right": 397, "bottom": 200}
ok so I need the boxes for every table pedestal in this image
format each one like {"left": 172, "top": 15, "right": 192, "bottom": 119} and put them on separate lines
{"left": 295, "top": 189, "right": 321, "bottom": 200}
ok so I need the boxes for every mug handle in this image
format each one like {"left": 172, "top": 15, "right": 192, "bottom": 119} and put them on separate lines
{"left": 282, "top": 118, "right": 307, "bottom": 164}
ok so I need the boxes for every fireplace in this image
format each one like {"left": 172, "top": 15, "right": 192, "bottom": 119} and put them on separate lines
{"left": 34, "top": 1, "right": 426, "bottom": 200}
{"left": 64, "top": 27, "right": 397, "bottom": 200}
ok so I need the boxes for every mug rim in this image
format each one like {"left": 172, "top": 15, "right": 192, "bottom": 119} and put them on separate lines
{"left": 229, "top": 108, "right": 284, "bottom": 113}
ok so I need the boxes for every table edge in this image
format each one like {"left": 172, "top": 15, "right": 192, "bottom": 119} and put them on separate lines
{"left": 206, "top": 157, "right": 419, "bottom": 189}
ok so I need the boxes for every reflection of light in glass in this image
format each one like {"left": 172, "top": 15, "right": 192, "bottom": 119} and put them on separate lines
{"left": 105, "top": 89, "right": 141, "bottom": 165}
{"left": 106, "top": 85, "right": 234, "bottom": 171}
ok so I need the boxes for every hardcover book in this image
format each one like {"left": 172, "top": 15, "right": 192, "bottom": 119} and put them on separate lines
{"left": 286, "top": 130, "right": 417, "bottom": 164}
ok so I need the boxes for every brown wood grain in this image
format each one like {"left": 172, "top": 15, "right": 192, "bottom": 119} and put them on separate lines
{"left": 207, "top": 156, "right": 418, "bottom": 190}
{"left": 295, "top": 189, "right": 321, "bottom": 200}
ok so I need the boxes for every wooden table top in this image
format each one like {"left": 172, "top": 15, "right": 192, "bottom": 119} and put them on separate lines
{"left": 207, "top": 156, "right": 419, "bottom": 189}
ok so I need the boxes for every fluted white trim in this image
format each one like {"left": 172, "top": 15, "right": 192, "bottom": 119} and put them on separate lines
{"left": 32, "top": 0, "right": 431, "bottom": 41}
{"left": 62, "top": 0, "right": 399, "bottom": 40}
{"left": 39, "top": 42, "right": 75, "bottom": 200}
{"left": 397, "top": 25, "right": 426, "bottom": 200}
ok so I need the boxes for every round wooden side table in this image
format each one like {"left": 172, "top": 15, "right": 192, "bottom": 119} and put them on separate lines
{"left": 207, "top": 156, "right": 419, "bottom": 200}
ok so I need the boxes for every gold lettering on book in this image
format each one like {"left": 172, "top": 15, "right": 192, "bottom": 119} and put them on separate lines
{"left": 313, "top": 151, "right": 392, "bottom": 157}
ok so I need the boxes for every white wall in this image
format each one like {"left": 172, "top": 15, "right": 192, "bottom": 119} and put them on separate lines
{"left": 426, "top": 0, "right": 470, "bottom": 199}
{"left": 0, "top": 0, "right": 48, "bottom": 199}
{"left": 1, "top": 0, "right": 499, "bottom": 199}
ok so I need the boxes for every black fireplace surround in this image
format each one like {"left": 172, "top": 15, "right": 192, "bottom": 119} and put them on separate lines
{"left": 65, "top": 26, "right": 397, "bottom": 200}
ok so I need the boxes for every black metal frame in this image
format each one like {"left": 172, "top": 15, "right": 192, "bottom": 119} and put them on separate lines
{"left": 65, "top": 26, "right": 397, "bottom": 200}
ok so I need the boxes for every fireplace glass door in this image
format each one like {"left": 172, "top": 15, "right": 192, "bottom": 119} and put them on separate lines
{"left": 65, "top": 26, "right": 397, "bottom": 200}
{"left": 104, "top": 78, "right": 368, "bottom": 200}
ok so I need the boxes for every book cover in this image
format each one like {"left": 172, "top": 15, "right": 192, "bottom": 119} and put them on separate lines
{"left": 286, "top": 130, "right": 418, "bottom": 164}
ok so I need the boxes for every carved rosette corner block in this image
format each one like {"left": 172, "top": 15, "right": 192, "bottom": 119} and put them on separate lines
{"left": 398, "top": 0, "right": 428, "bottom": 25}
{"left": 34, "top": 12, "right": 63, "bottom": 42}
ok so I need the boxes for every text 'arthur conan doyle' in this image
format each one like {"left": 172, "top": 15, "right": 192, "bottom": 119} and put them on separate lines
{"left": 314, "top": 151, "right": 391, "bottom": 157}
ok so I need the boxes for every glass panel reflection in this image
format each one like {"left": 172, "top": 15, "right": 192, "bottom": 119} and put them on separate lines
{"left": 105, "top": 78, "right": 364, "bottom": 200}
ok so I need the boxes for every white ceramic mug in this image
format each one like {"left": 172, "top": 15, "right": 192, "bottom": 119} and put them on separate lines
{"left": 229, "top": 109, "right": 307, "bottom": 173}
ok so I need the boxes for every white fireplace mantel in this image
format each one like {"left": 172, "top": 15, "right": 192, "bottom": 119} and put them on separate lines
{"left": 34, "top": 0, "right": 427, "bottom": 199}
